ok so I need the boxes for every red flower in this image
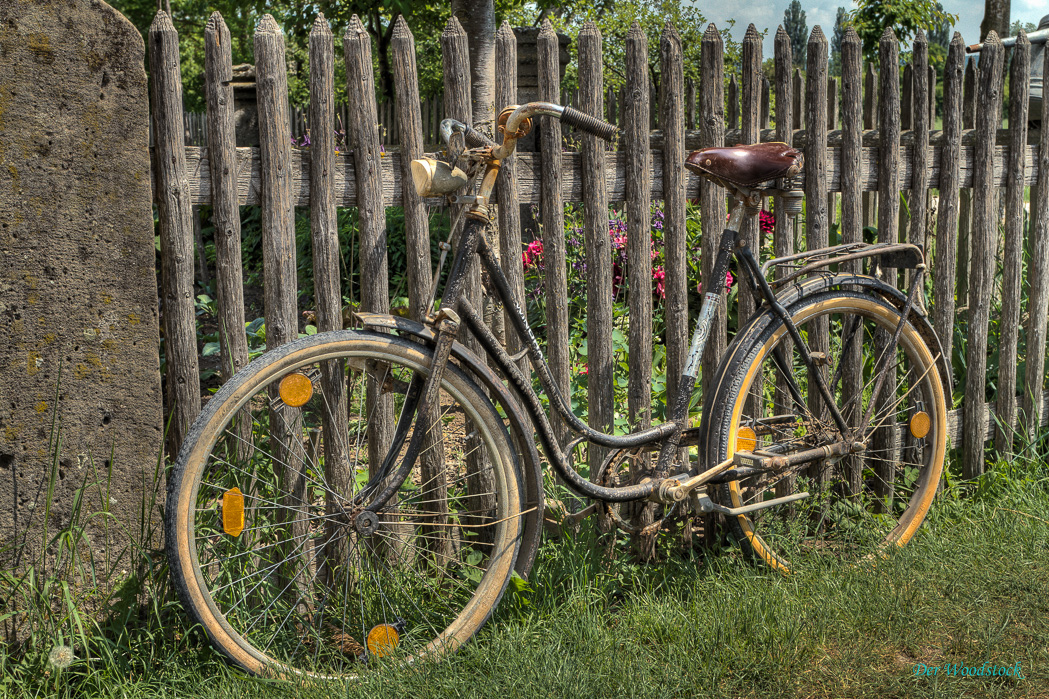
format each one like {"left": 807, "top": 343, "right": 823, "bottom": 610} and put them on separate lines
{"left": 653, "top": 266, "right": 666, "bottom": 299}
{"left": 759, "top": 210, "right": 775, "bottom": 234}
{"left": 522, "top": 239, "right": 544, "bottom": 268}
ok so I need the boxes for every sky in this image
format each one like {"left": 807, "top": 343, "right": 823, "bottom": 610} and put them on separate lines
{"left": 695, "top": 0, "right": 1049, "bottom": 56}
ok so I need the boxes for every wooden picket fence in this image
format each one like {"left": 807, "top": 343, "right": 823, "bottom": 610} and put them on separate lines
{"left": 149, "top": 10, "right": 1049, "bottom": 481}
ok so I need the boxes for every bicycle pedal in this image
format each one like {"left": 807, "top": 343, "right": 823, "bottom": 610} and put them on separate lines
{"left": 731, "top": 450, "right": 767, "bottom": 469}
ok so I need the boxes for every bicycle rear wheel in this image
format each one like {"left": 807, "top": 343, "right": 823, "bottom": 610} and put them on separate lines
{"left": 166, "top": 331, "right": 522, "bottom": 678}
{"left": 704, "top": 290, "right": 948, "bottom": 572}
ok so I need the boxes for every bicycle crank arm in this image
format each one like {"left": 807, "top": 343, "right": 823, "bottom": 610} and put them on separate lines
{"left": 651, "top": 458, "right": 734, "bottom": 503}
{"left": 691, "top": 490, "right": 810, "bottom": 517}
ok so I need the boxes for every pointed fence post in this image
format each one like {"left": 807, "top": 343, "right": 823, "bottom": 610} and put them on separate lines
{"left": 872, "top": 27, "right": 902, "bottom": 505}
{"left": 699, "top": 24, "right": 726, "bottom": 398}
{"left": 495, "top": 21, "right": 527, "bottom": 375}
{"left": 579, "top": 21, "right": 614, "bottom": 481}
{"left": 345, "top": 15, "right": 395, "bottom": 481}
{"left": 964, "top": 32, "right": 1004, "bottom": 480}
{"left": 804, "top": 26, "right": 830, "bottom": 485}
{"left": 150, "top": 11, "right": 201, "bottom": 455}
{"left": 995, "top": 31, "right": 1030, "bottom": 453}
{"left": 840, "top": 27, "right": 864, "bottom": 496}
{"left": 932, "top": 34, "right": 965, "bottom": 389}
{"left": 204, "top": 12, "right": 249, "bottom": 387}
{"left": 1023, "top": 43, "right": 1049, "bottom": 441}
{"left": 537, "top": 19, "right": 571, "bottom": 448}
{"left": 624, "top": 22, "right": 652, "bottom": 441}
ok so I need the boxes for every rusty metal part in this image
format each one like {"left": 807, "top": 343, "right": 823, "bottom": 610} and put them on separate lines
{"left": 762, "top": 243, "right": 925, "bottom": 288}
{"left": 498, "top": 105, "right": 532, "bottom": 138}
{"left": 652, "top": 458, "right": 734, "bottom": 504}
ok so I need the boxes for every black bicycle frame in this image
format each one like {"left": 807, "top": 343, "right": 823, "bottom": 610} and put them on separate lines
{"left": 364, "top": 196, "right": 889, "bottom": 511}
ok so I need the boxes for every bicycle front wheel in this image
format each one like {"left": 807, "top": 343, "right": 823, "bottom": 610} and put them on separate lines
{"left": 166, "top": 330, "right": 522, "bottom": 678}
{"left": 704, "top": 290, "right": 948, "bottom": 572}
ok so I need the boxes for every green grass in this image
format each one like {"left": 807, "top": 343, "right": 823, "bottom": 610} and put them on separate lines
{"left": 3, "top": 451, "right": 1049, "bottom": 698}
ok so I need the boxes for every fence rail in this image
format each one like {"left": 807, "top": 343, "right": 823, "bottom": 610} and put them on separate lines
{"left": 149, "top": 11, "right": 1049, "bottom": 478}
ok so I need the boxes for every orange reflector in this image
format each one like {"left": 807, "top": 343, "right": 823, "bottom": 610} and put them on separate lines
{"left": 366, "top": 624, "right": 400, "bottom": 657}
{"left": 222, "top": 487, "right": 245, "bottom": 537}
{"left": 736, "top": 426, "right": 757, "bottom": 452}
{"left": 910, "top": 411, "right": 931, "bottom": 439}
{"left": 279, "top": 373, "right": 313, "bottom": 407}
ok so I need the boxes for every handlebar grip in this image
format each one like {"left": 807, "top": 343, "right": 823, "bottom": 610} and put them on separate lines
{"left": 463, "top": 125, "right": 496, "bottom": 149}
{"left": 561, "top": 106, "right": 619, "bottom": 141}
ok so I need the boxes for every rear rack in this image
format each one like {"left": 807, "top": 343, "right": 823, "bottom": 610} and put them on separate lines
{"left": 761, "top": 242, "right": 924, "bottom": 288}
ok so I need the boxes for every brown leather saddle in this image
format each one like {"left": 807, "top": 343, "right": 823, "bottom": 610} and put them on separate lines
{"left": 685, "top": 142, "right": 803, "bottom": 188}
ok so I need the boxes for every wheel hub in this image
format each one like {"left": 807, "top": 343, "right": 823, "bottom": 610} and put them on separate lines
{"left": 354, "top": 510, "right": 380, "bottom": 535}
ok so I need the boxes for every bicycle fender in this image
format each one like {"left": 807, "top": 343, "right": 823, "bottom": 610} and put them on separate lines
{"left": 766, "top": 273, "right": 951, "bottom": 398}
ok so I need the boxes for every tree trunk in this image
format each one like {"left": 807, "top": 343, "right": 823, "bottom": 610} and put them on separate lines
{"left": 981, "top": 0, "right": 1010, "bottom": 41}
{"left": 451, "top": 0, "right": 496, "bottom": 133}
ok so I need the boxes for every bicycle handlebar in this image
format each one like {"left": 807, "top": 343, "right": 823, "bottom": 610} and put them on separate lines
{"left": 560, "top": 105, "right": 619, "bottom": 141}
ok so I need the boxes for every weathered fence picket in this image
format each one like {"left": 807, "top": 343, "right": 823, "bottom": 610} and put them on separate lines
{"left": 345, "top": 15, "right": 395, "bottom": 477}
{"left": 840, "top": 26, "right": 863, "bottom": 494}
{"left": 537, "top": 19, "right": 571, "bottom": 448}
{"left": 805, "top": 27, "right": 830, "bottom": 486}
{"left": 964, "top": 32, "right": 1004, "bottom": 480}
{"left": 1023, "top": 46, "right": 1049, "bottom": 441}
{"left": 699, "top": 23, "right": 726, "bottom": 398}
{"left": 661, "top": 22, "right": 687, "bottom": 435}
{"left": 739, "top": 25, "right": 762, "bottom": 331}
{"left": 624, "top": 22, "right": 653, "bottom": 442}
{"left": 579, "top": 21, "right": 613, "bottom": 477}
{"left": 909, "top": 31, "right": 930, "bottom": 257}
{"left": 873, "top": 28, "right": 902, "bottom": 501}
{"left": 495, "top": 20, "right": 527, "bottom": 375}
{"left": 149, "top": 12, "right": 200, "bottom": 455}
{"left": 932, "top": 33, "right": 964, "bottom": 370}
{"left": 996, "top": 32, "right": 1031, "bottom": 453}
{"left": 772, "top": 26, "right": 795, "bottom": 459}
{"left": 203, "top": 13, "right": 249, "bottom": 390}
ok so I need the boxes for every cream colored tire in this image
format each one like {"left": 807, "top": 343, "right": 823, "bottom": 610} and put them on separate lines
{"left": 703, "top": 291, "right": 947, "bottom": 572}
{"left": 166, "top": 330, "right": 522, "bottom": 678}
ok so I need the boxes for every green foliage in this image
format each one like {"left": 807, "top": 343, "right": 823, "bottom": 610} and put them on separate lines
{"left": 847, "top": 0, "right": 957, "bottom": 60}
{"left": 107, "top": 1, "right": 516, "bottom": 110}
{"left": 783, "top": 0, "right": 808, "bottom": 69}
{"left": 533, "top": 0, "right": 727, "bottom": 94}
{"left": 830, "top": 7, "right": 848, "bottom": 76}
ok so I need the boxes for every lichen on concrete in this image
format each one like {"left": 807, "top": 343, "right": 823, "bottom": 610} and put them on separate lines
{"left": 0, "top": 0, "right": 162, "bottom": 581}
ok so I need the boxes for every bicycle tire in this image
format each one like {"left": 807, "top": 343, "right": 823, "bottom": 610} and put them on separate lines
{"left": 703, "top": 290, "right": 948, "bottom": 572}
{"left": 166, "top": 330, "right": 523, "bottom": 678}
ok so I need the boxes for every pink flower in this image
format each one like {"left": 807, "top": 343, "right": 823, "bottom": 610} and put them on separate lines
{"left": 522, "top": 239, "right": 544, "bottom": 268}
{"left": 653, "top": 266, "right": 666, "bottom": 299}
{"left": 696, "top": 270, "right": 734, "bottom": 294}
{"left": 759, "top": 210, "right": 775, "bottom": 234}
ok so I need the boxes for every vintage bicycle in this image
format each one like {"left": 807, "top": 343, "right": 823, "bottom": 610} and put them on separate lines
{"left": 165, "top": 102, "right": 950, "bottom": 678}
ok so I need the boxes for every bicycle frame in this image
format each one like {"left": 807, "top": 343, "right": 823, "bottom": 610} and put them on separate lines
{"left": 359, "top": 102, "right": 928, "bottom": 514}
